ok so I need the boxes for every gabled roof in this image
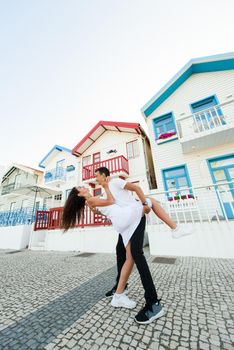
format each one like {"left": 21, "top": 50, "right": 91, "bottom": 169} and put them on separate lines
{"left": 2, "top": 163, "right": 43, "bottom": 184}
{"left": 141, "top": 52, "right": 234, "bottom": 118}
{"left": 39, "top": 145, "right": 71, "bottom": 169}
{"left": 72, "top": 120, "right": 147, "bottom": 156}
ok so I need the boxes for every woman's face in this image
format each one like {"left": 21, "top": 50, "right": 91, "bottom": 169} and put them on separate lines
{"left": 76, "top": 186, "right": 90, "bottom": 197}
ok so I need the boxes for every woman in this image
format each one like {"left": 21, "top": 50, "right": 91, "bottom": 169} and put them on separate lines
{"left": 62, "top": 180, "right": 192, "bottom": 309}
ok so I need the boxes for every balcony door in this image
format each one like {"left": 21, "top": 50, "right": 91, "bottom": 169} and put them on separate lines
{"left": 191, "top": 95, "right": 225, "bottom": 133}
{"left": 208, "top": 155, "right": 234, "bottom": 219}
{"left": 93, "top": 152, "right": 101, "bottom": 175}
{"left": 93, "top": 152, "right": 101, "bottom": 164}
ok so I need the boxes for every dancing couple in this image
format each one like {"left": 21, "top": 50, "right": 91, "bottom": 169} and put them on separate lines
{"left": 62, "top": 167, "right": 192, "bottom": 324}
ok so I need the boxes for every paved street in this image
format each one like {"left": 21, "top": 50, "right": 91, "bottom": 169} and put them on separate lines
{"left": 0, "top": 248, "right": 233, "bottom": 350}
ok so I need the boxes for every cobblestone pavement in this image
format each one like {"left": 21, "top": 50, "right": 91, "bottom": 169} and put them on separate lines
{"left": 0, "top": 248, "right": 233, "bottom": 350}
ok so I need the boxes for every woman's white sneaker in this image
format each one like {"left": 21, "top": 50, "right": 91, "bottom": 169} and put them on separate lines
{"left": 111, "top": 293, "right": 136, "bottom": 309}
{"left": 171, "top": 224, "right": 193, "bottom": 239}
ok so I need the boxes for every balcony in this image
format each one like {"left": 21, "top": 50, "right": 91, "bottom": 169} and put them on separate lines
{"left": 44, "top": 167, "right": 66, "bottom": 184}
{"left": 1, "top": 182, "right": 24, "bottom": 196}
{"left": 82, "top": 155, "right": 129, "bottom": 182}
{"left": 34, "top": 206, "right": 112, "bottom": 231}
{"left": 176, "top": 100, "right": 234, "bottom": 153}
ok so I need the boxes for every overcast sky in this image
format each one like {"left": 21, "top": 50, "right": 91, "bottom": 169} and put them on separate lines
{"left": 0, "top": 0, "right": 233, "bottom": 169}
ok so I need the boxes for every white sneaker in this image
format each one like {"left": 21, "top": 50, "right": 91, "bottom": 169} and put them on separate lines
{"left": 111, "top": 293, "right": 137, "bottom": 309}
{"left": 171, "top": 224, "right": 193, "bottom": 239}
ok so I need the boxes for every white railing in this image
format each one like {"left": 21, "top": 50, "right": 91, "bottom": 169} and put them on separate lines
{"left": 176, "top": 100, "right": 234, "bottom": 140}
{"left": 44, "top": 167, "right": 66, "bottom": 183}
{"left": 147, "top": 181, "right": 234, "bottom": 226}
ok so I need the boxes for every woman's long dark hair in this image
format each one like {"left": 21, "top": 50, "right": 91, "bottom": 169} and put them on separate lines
{"left": 62, "top": 187, "right": 86, "bottom": 231}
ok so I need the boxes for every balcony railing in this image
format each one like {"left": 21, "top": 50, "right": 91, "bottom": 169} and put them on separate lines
{"left": 1, "top": 183, "right": 16, "bottom": 195}
{"left": 82, "top": 155, "right": 129, "bottom": 181}
{"left": 176, "top": 100, "right": 234, "bottom": 141}
{"left": 34, "top": 206, "right": 112, "bottom": 231}
{"left": 0, "top": 207, "right": 44, "bottom": 227}
{"left": 44, "top": 167, "right": 66, "bottom": 183}
{"left": 147, "top": 181, "right": 234, "bottom": 226}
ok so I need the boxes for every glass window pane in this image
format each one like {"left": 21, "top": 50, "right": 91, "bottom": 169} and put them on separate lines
{"left": 228, "top": 168, "right": 234, "bottom": 179}
{"left": 177, "top": 177, "right": 189, "bottom": 187}
{"left": 133, "top": 140, "right": 139, "bottom": 157}
{"left": 83, "top": 156, "right": 91, "bottom": 166}
{"left": 213, "top": 170, "right": 226, "bottom": 182}
{"left": 155, "top": 116, "right": 172, "bottom": 126}
{"left": 210, "top": 157, "right": 234, "bottom": 168}
{"left": 164, "top": 168, "right": 185, "bottom": 178}
{"left": 166, "top": 179, "right": 176, "bottom": 189}
{"left": 127, "top": 142, "right": 133, "bottom": 158}
{"left": 165, "top": 122, "right": 176, "bottom": 132}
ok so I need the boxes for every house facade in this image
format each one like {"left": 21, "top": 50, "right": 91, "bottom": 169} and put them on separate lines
{"left": 72, "top": 120, "right": 156, "bottom": 194}
{"left": 0, "top": 164, "right": 44, "bottom": 214}
{"left": 142, "top": 52, "right": 234, "bottom": 258}
{"left": 31, "top": 121, "right": 156, "bottom": 252}
{"left": 38, "top": 145, "right": 80, "bottom": 207}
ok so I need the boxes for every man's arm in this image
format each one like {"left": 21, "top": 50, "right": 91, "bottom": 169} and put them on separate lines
{"left": 123, "top": 182, "right": 147, "bottom": 204}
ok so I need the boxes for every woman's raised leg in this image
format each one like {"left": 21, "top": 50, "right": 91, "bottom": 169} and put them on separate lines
{"left": 147, "top": 196, "right": 177, "bottom": 229}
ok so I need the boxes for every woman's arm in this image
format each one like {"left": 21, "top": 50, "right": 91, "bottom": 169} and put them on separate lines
{"left": 86, "top": 202, "right": 101, "bottom": 214}
{"left": 87, "top": 183, "right": 114, "bottom": 207}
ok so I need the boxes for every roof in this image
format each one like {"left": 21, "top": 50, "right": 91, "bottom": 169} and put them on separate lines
{"left": 39, "top": 145, "right": 71, "bottom": 168}
{"left": 2, "top": 163, "right": 43, "bottom": 184}
{"left": 141, "top": 52, "right": 234, "bottom": 118}
{"left": 72, "top": 120, "right": 147, "bottom": 156}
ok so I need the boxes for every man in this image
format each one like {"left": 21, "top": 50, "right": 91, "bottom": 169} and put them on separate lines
{"left": 94, "top": 166, "right": 164, "bottom": 324}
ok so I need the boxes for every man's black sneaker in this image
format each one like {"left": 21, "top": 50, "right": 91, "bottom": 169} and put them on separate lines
{"left": 135, "top": 301, "right": 164, "bottom": 324}
{"left": 105, "top": 285, "right": 128, "bottom": 298}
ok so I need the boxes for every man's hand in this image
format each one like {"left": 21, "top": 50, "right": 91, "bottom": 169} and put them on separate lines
{"left": 100, "top": 178, "right": 109, "bottom": 189}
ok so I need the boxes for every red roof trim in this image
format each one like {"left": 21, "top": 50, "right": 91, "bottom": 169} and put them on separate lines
{"left": 72, "top": 120, "right": 142, "bottom": 156}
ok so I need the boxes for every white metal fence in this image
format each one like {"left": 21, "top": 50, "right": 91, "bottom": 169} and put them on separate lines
{"left": 147, "top": 181, "right": 234, "bottom": 226}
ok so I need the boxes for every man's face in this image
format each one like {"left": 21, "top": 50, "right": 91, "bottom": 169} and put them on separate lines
{"left": 95, "top": 171, "right": 106, "bottom": 184}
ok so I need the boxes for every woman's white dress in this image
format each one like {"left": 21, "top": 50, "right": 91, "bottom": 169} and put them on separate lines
{"left": 97, "top": 198, "right": 152, "bottom": 247}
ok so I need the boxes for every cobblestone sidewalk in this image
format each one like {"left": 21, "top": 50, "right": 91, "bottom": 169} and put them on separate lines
{"left": 0, "top": 248, "right": 233, "bottom": 350}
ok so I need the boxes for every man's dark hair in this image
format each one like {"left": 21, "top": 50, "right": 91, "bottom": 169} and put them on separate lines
{"left": 95, "top": 167, "right": 110, "bottom": 177}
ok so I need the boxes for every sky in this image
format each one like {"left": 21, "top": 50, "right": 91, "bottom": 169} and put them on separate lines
{"left": 0, "top": 0, "right": 234, "bottom": 170}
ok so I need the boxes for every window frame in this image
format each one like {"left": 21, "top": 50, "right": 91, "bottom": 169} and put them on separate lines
{"left": 152, "top": 112, "right": 177, "bottom": 140}
{"left": 126, "top": 140, "right": 139, "bottom": 159}
{"left": 161, "top": 164, "right": 192, "bottom": 199}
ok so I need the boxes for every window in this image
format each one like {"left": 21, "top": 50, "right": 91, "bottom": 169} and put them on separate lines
{"left": 162, "top": 165, "right": 192, "bottom": 199}
{"left": 153, "top": 113, "right": 176, "bottom": 140}
{"left": 82, "top": 156, "right": 91, "bottom": 167}
{"left": 10, "top": 202, "right": 16, "bottom": 211}
{"left": 54, "top": 194, "right": 62, "bottom": 201}
{"left": 15, "top": 174, "right": 21, "bottom": 189}
{"left": 127, "top": 140, "right": 139, "bottom": 159}
{"left": 93, "top": 152, "right": 101, "bottom": 164}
